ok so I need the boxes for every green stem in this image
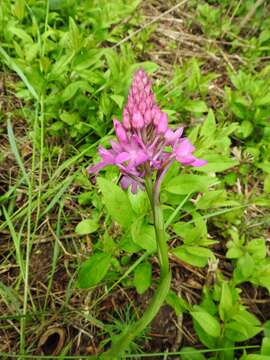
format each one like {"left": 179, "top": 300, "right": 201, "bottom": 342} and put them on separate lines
{"left": 101, "top": 176, "right": 171, "bottom": 359}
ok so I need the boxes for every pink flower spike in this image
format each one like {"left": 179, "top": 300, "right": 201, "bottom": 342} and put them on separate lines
{"left": 114, "top": 119, "right": 128, "bottom": 144}
{"left": 88, "top": 69, "right": 207, "bottom": 187}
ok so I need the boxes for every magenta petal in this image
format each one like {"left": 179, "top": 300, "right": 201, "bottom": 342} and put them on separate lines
{"left": 110, "top": 140, "right": 122, "bottom": 153}
{"left": 174, "top": 138, "right": 195, "bottom": 158}
{"left": 87, "top": 161, "right": 107, "bottom": 174}
{"left": 120, "top": 175, "right": 140, "bottom": 194}
{"left": 98, "top": 147, "right": 115, "bottom": 164}
{"left": 190, "top": 159, "right": 208, "bottom": 167}
{"left": 165, "top": 127, "right": 184, "bottom": 145}
{"left": 115, "top": 152, "right": 130, "bottom": 164}
{"left": 176, "top": 155, "right": 196, "bottom": 165}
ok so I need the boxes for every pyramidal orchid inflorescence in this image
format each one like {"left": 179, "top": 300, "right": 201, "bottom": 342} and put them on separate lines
{"left": 88, "top": 69, "right": 207, "bottom": 193}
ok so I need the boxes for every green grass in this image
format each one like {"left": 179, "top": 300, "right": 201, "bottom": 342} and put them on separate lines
{"left": 0, "top": 0, "right": 270, "bottom": 359}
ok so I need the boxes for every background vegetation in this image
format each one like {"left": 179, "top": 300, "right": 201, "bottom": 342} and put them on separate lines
{"left": 1, "top": 0, "right": 270, "bottom": 358}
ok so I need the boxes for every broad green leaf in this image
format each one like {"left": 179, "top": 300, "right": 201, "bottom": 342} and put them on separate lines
{"left": 166, "top": 290, "right": 190, "bottom": 315}
{"left": 195, "top": 190, "right": 227, "bottom": 209}
{"left": 61, "top": 81, "right": 93, "bottom": 102}
{"left": 110, "top": 94, "right": 124, "bottom": 108}
{"left": 60, "top": 112, "right": 80, "bottom": 125}
{"left": 261, "top": 337, "right": 270, "bottom": 355}
{"left": 97, "top": 178, "right": 135, "bottom": 228}
{"left": 264, "top": 320, "right": 270, "bottom": 337}
{"left": 236, "top": 120, "right": 253, "bottom": 139}
{"left": 165, "top": 174, "right": 216, "bottom": 195}
{"left": 219, "top": 282, "right": 233, "bottom": 321}
{"left": 173, "top": 245, "right": 213, "bottom": 267}
{"left": 184, "top": 100, "right": 208, "bottom": 113}
{"left": 225, "top": 321, "right": 261, "bottom": 342}
{"left": 133, "top": 262, "right": 152, "bottom": 294}
{"left": 196, "top": 154, "right": 238, "bottom": 173}
{"left": 191, "top": 310, "right": 221, "bottom": 337}
{"left": 246, "top": 239, "right": 266, "bottom": 260}
{"left": 180, "top": 347, "right": 206, "bottom": 360}
{"left": 225, "top": 308, "right": 261, "bottom": 342}
{"left": 234, "top": 253, "right": 255, "bottom": 284}
{"left": 120, "top": 236, "right": 141, "bottom": 253}
{"left": 12, "top": 0, "right": 25, "bottom": 20}
{"left": 255, "top": 93, "right": 270, "bottom": 106}
{"left": 200, "top": 109, "right": 216, "bottom": 138}
{"left": 131, "top": 220, "right": 157, "bottom": 253}
{"left": 245, "top": 356, "right": 270, "bottom": 360}
{"left": 75, "top": 219, "right": 99, "bottom": 235}
{"left": 77, "top": 253, "right": 111, "bottom": 288}
{"left": 264, "top": 175, "right": 270, "bottom": 193}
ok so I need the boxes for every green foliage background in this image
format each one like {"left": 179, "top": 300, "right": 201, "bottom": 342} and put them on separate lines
{"left": 0, "top": 0, "right": 270, "bottom": 359}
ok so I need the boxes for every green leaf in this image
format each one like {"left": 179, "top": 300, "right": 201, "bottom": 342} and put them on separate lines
{"left": 61, "top": 81, "right": 93, "bottom": 102}
{"left": 219, "top": 282, "right": 233, "bottom": 321}
{"left": 131, "top": 220, "right": 157, "bottom": 253}
{"left": 264, "top": 320, "right": 270, "bottom": 337}
{"left": 196, "top": 190, "right": 226, "bottom": 209}
{"left": 234, "top": 253, "right": 255, "bottom": 284}
{"left": 60, "top": 112, "right": 80, "bottom": 125}
{"left": 225, "top": 321, "right": 261, "bottom": 342}
{"left": 120, "top": 235, "right": 141, "bottom": 253}
{"left": 261, "top": 337, "right": 270, "bottom": 355}
{"left": 191, "top": 310, "right": 221, "bottom": 337}
{"left": 166, "top": 290, "right": 190, "bottom": 315}
{"left": 77, "top": 253, "right": 111, "bottom": 288}
{"left": 236, "top": 120, "right": 253, "bottom": 139}
{"left": 255, "top": 93, "right": 270, "bottom": 106}
{"left": 200, "top": 109, "right": 216, "bottom": 138}
{"left": 97, "top": 178, "right": 135, "bottom": 228}
{"left": 225, "top": 308, "right": 261, "bottom": 342}
{"left": 246, "top": 239, "right": 266, "bottom": 260}
{"left": 133, "top": 262, "right": 152, "bottom": 294}
{"left": 196, "top": 154, "right": 238, "bottom": 173}
{"left": 75, "top": 219, "right": 99, "bottom": 235}
{"left": 173, "top": 245, "right": 213, "bottom": 267}
{"left": 184, "top": 100, "right": 208, "bottom": 113}
{"left": 180, "top": 347, "right": 207, "bottom": 360}
{"left": 110, "top": 94, "right": 124, "bottom": 108}
{"left": 244, "top": 356, "right": 270, "bottom": 360}
{"left": 165, "top": 174, "right": 216, "bottom": 195}
{"left": 264, "top": 175, "right": 270, "bottom": 193}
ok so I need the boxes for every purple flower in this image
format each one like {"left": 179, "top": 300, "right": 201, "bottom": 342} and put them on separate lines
{"left": 88, "top": 69, "right": 207, "bottom": 192}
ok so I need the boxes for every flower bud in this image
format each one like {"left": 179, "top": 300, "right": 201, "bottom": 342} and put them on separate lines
{"left": 132, "top": 111, "right": 144, "bottom": 129}
{"left": 123, "top": 108, "right": 131, "bottom": 129}
{"left": 114, "top": 119, "right": 128, "bottom": 143}
{"left": 157, "top": 112, "right": 168, "bottom": 134}
{"left": 139, "top": 101, "right": 147, "bottom": 114}
{"left": 144, "top": 109, "right": 152, "bottom": 125}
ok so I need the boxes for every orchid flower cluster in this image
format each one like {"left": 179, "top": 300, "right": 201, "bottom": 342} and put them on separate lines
{"left": 88, "top": 69, "right": 206, "bottom": 191}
